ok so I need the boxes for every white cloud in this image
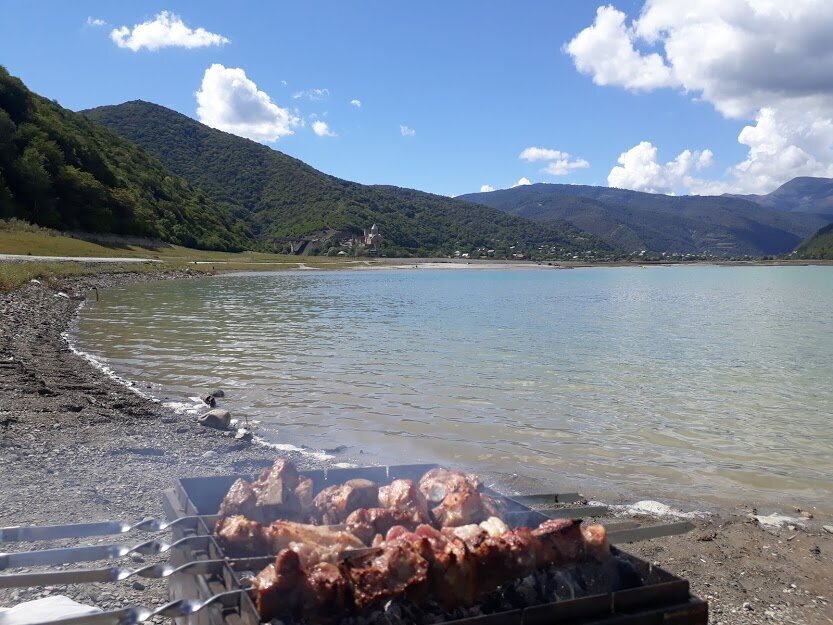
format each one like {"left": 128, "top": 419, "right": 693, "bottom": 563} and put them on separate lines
{"left": 480, "top": 184, "right": 495, "bottom": 193}
{"left": 312, "top": 120, "right": 336, "bottom": 137}
{"left": 520, "top": 146, "right": 590, "bottom": 176}
{"left": 87, "top": 17, "right": 106, "bottom": 27}
{"left": 400, "top": 125, "right": 415, "bottom": 137}
{"left": 196, "top": 64, "right": 299, "bottom": 143}
{"left": 567, "top": 1, "right": 833, "bottom": 193}
{"left": 608, "top": 141, "right": 715, "bottom": 194}
{"left": 110, "top": 11, "right": 229, "bottom": 52}
{"left": 293, "top": 88, "right": 330, "bottom": 101}
{"left": 350, "top": 99, "right": 362, "bottom": 108}
{"left": 513, "top": 177, "right": 533, "bottom": 187}
{"left": 564, "top": 6, "right": 676, "bottom": 91}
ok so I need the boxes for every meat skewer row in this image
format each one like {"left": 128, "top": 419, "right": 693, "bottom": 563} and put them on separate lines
{"left": 252, "top": 517, "right": 610, "bottom": 621}
{"left": 217, "top": 460, "right": 508, "bottom": 530}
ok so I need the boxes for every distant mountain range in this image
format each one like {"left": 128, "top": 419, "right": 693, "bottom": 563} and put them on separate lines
{"left": 459, "top": 183, "right": 831, "bottom": 256}
{"left": 730, "top": 177, "right": 833, "bottom": 214}
{"left": 82, "top": 101, "right": 610, "bottom": 257}
{"left": 2, "top": 65, "right": 831, "bottom": 258}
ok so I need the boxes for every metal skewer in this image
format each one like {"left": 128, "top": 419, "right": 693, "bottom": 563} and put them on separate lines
{"left": 0, "top": 556, "right": 274, "bottom": 589}
{"left": 0, "top": 535, "right": 213, "bottom": 570}
{"left": 0, "top": 516, "right": 218, "bottom": 544}
{"left": 20, "top": 588, "right": 251, "bottom": 625}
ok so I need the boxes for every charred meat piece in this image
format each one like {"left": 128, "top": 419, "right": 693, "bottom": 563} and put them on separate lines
{"left": 214, "top": 515, "right": 270, "bottom": 557}
{"left": 215, "top": 515, "right": 364, "bottom": 558}
{"left": 252, "top": 459, "right": 304, "bottom": 518}
{"left": 418, "top": 467, "right": 482, "bottom": 504}
{"left": 345, "top": 507, "right": 422, "bottom": 544}
{"left": 252, "top": 549, "right": 308, "bottom": 620}
{"left": 313, "top": 479, "right": 379, "bottom": 524}
{"left": 267, "top": 519, "right": 365, "bottom": 555}
{"left": 295, "top": 476, "right": 314, "bottom": 512}
{"left": 431, "top": 484, "right": 488, "bottom": 527}
{"left": 218, "top": 479, "right": 259, "bottom": 520}
{"left": 340, "top": 537, "right": 432, "bottom": 609}
{"left": 377, "top": 479, "right": 431, "bottom": 523}
{"left": 217, "top": 460, "right": 311, "bottom": 523}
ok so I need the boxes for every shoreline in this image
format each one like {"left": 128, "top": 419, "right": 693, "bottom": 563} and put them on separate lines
{"left": 0, "top": 271, "right": 831, "bottom": 623}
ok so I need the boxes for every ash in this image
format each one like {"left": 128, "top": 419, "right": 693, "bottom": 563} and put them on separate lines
{"left": 273, "top": 556, "right": 641, "bottom": 625}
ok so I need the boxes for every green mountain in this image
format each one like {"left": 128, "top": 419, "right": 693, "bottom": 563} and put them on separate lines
{"left": 0, "top": 67, "right": 249, "bottom": 250}
{"left": 83, "top": 101, "right": 613, "bottom": 258}
{"left": 458, "top": 183, "right": 829, "bottom": 256}
{"left": 731, "top": 176, "right": 833, "bottom": 215}
{"left": 795, "top": 222, "right": 833, "bottom": 259}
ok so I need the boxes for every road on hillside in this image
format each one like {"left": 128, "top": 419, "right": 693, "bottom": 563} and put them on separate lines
{"left": 0, "top": 254, "right": 161, "bottom": 263}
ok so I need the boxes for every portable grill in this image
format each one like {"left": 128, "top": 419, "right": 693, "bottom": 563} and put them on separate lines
{"left": 158, "top": 464, "right": 707, "bottom": 625}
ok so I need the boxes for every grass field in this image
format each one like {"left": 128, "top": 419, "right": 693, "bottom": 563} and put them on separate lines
{"left": 0, "top": 220, "right": 364, "bottom": 290}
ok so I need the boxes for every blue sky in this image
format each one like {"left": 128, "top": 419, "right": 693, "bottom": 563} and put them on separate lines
{"left": 2, "top": 1, "right": 832, "bottom": 197}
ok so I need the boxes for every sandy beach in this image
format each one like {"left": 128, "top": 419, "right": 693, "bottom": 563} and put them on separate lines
{"left": 0, "top": 271, "right": 831, "bottom": 624}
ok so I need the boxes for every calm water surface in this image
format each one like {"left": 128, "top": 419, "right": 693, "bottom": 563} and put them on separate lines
{"left": 72, "top": 266, "right": 833, "bottom": 514}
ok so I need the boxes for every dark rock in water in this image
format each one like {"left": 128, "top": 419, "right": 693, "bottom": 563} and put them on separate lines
{"left": 160, "top": 417, "right": 176, "bottom": 424}
{"left": 324, "top": 444, "right": 347, "bottom": 453}
{"left": 201, "top": 394, "right": 216, "bottom": 407}
{"left": 210, "top": 389, "right": 225, "bottom": 398}
{"left": 198, "top": 408, "right": 230, "bottom": 430}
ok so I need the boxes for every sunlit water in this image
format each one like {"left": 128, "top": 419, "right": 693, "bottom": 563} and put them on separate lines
{"left": 72, "top": 266, "right": 833, "bottom": 515}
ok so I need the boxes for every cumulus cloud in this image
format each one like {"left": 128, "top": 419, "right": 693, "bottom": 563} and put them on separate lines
{"left": 608, "top": 141, "right": 715, "bottom": 194}
{"left": 196, "top": 64, "right": 299, "bottom": 143}
{"left": 400, "top": 125, "right": 415, "bottom": 137}
{"left": 513, "top": 177, "right": 533, "bottom": 187}
{"left": 480, "top": 184, "right": 495, "bottom": 193}
{"left": 520, "top": 146, "right": 590, "bottom": 176}
{"left": 312, "top": 120, "right": 336, "bottom": 137}
{"left": 567, "top": 1, "right": 833, "bottom": 193}
{"left": 110, "top": 11, "right": 229, "bottom": 51}
{"left": 293, "top": 88, "right": 330, "bottom": 101}
{"left": 564, "top": 6, "right": 675, "bottom": 91}
{"left": 350, "top": 99, "right": 362, "bottom": 108}
{"left": 87, "top": 17, "right": 106, "bottom": 27}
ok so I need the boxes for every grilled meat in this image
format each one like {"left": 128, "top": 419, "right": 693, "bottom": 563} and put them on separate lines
{"left": 344, "top": 507, "right": 422, "bottom": 544}
{"left": 217, "top": 460, "right": 311, "bottom": 523}
{"left": 218, "top": 478, "right": 259, "bottom": 520}
{"left": 215, "top": 515, "right": 364, "bottom": 559}
{"left": 418, "top": 467, "right": 482, "bottom": 504}
{"left": 250, "top": 517, "right": 610, "bottom": 621}
{"left": 377, "top": 479, "right": 431, "bottom": 523}
{"left": 312, "top": 478, "right": 380, "bottom": 524}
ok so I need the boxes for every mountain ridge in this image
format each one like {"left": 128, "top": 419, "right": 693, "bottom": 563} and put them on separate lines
{"left": 83, "top": 100, "right": 613, "bottom": 257}
{"left": 459, "top": 182, "right": 828, "bottom": 256}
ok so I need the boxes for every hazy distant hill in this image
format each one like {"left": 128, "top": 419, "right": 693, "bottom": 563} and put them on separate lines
{"left": 84, "top": 101, "right": 612, "bottom": 257}
{"left": 458, "top": 183, "right": 828, "bottom": 256}
{"left": 731, "top": 177, "right": 833, "bottom": 215}
{"left": 0, "top": 67, "right": 250, "bottom": 250}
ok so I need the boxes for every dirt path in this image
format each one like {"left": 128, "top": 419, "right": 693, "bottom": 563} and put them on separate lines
{"left": 0, "top": 272, "right": 830, "bottom": 623}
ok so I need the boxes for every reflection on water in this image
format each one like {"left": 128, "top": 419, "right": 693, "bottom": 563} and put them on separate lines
{"left": 72, "top": 266, "right": 833, "bottom": 514}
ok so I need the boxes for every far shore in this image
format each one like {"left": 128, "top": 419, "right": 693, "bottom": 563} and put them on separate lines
{"left": 0, "top": 269, "right": 831, "bottom": 623}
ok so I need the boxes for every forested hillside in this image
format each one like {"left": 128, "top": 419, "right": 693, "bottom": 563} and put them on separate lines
{"left": 85, "top": 101, "right": 613, "bottom": 257}
{"left": 0, "top": 67, "right": 250, "bottom": 250}
{"left": 795, "top": 222, "right": 833, "bottom": 259}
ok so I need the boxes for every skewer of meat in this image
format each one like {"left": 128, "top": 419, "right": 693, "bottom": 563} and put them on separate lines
{"left": 251, "top": 517, "right": 610, "bottom": 620}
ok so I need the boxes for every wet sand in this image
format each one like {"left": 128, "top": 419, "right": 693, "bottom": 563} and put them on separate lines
{"left": 0, "top": 271, "right": 830, "bottom": 623}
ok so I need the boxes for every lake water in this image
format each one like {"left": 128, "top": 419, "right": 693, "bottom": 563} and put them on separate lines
{"left": 72, "top": 265, "right": 833, "bottom": 515}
